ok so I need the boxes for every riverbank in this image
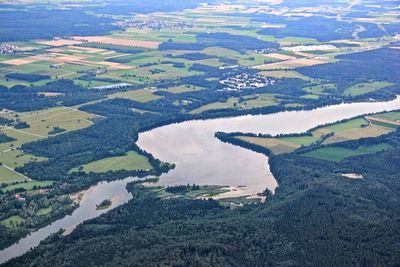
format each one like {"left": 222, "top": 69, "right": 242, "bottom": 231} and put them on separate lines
{"left": 2, "top": 97, "right": 400, "bottom": 264}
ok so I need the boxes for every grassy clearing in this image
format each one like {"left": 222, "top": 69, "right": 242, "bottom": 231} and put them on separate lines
{"left": 190, "top": 98, "right": 239, "bottom": 114}
{"left": 190, "top": 95, "right": 278, "bottom": 114}
{"left": 0, "top": 127, "right": 43, "bottom": 152}
{"left": 258, "top": 70, "right": 311, "bottom": 80}
{"left": 303, "top": 143, "right": 390, "bottom": 162}
{"left": 240, "top": 94, "right": 278, "bottom": 109}
{"left": 0, "top": 215, "right": 25, "bottom": 229}
{"left": 18, "top": 107, "right": 96, "bottom": 137}
{"left": 108, "top": 88, "right": 162, "bottom": 102}
{"left": 0, "top": 165, "right": 28, "bottom": 184}
{"left": 303, "top": 83, "right": 336, "bottom": 94}
{"left": 278, "top": 135, "right": 319, "bottom": 146}
{"left": 240, "top": 114, "right": 397, "bottom": 155}
{"left": 0, "top": 149, "right": 46, "bottom": 169}
{"left": 344, "top": 82, "right": 392, "bottom": 96}
{"left": 162, "top": 85, "right": 203, "bottom": 94}
{"left": 70, "top": 151, "right": 152, "bottom": 174}
{"left": 1, "top": 181, "right": 54, "bottom": 192}
{"left": 323, "top": 125, "right": 393, "bottom": 144}
{"left": 0, "top": 106, "right": 94, "bottom": 183}
{"left": 317, "top": 118, "right": 369, "bottom": 135}
{"left": 378, "top": 112, "right": 400, "bottom": 121}
{"left": 36, "top": 207, "right": 52, "bottom": 216}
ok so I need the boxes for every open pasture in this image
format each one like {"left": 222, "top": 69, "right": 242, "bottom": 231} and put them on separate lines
{"left": 108, "top": 88, "right": 162, "bottom": 103}
{"left": 36, "top": 39, "right": 83, "bottom": 47}
{"left": 258, "top": 70, "right": 311, "bottom": 80}
{"left": 0, "top": 215, "right": 25, "bottom": 229}
{"left": 344, "top": 82, "right": 392, "bottom": 96}
{"left": 0, "top": 180, "right": 54, "bottom": 192}
{"left": 70, "top": 151, "right": 152, "bottom": 174}
{"left": 303, "top": 83, "right": 336, "bottom": 94}
{"left": 323, "top": 125, "right": 393, "bottom": 145}
{"left": 237, "top": 136, "right": 300, "bottom": 155}
{"left": 239, "top": 113, "right": 398, "bottom": 156}
{"left": 17, "top": 107, "right": 96, "bottom": 137}
{"left": 255, "top": 58, "right": 327, "bottom": 70}
{"left": 314, "top": 118, "right": 370, "bottom": 136}
{"left": 302, "top": 143, "right": 391, "bottom": 162}
{"left": 0, "top": 166, "right": 28, "bottom": 184}
{"left": 162, "top": 85, "right": 203, "bottom": 94}
{"left": 190, "top": 95, "right": 278, "bottom": 114}
{"left": 0, "top": 149, "right": 46, "bottom": 169}
{"left": 74, "top": 36, "right": 161, "bottom": 49}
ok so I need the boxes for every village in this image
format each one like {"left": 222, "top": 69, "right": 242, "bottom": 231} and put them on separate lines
{"left": 114, "top": 20, "right": 195, "bottom": 31}
{"left": 0, "top": 43, "right": 18, "bottom": 54}
{"left": 219, "top": 73, "right": 275, "bottom": 91}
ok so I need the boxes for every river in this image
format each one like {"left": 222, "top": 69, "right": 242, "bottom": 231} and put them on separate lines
{"left": 1, "top": 97, "right": 400, "bottom": 264}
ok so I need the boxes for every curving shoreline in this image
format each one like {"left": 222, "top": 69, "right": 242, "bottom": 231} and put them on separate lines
{"left": 1, "top": 97, "right": 400, "bottom": 264}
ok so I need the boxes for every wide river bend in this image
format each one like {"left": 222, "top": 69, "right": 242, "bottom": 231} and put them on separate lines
{"left": 1, "top": 97, "right": 400, "bottom": 263}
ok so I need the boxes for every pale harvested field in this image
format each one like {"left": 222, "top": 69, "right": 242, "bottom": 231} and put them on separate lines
{"left": 26, "top": 53, "right": 132, "bottom": 69}
{"left": 293, "top": 51, "right": 315, "bottom": 58}
{"left": 101, "top": 51, "right": 115, "bottom": 55}
{"left": 194, "top": 18, "right": 226, "bottom": 23}
{"left": 264, "top": 53, "right": 296, "bottom": 61}
{"left": 74, "top": 36, "right": 161, "bottom": 49}
{"left": 52, "top": 55, "right": 88, "bottom": 63}
{"left": 47, "top": 48, "right": 64, "bottom": 53}
{"left": 98, "top": 61, "right": 134, "bottom": 70}
{"left": 257, "top": 0, "right": 282, "bottom": 5}
{"left": 238, "top": 136, "right": 298, "bottom": 154}
{"left": 323, "top": 126, "right": 393, "bottom": 145}
{"left": 67, "top": 46, "right": 107, "bottom": 53}
{"left": 284, "top": 12, "right": 313, "bottom": 17}
{"left": 283, "top": 45, "right": 337, "bottom": 52}
{"left": 37, "top": 39, "right": 83, "bottom": 46}
{"left": 195, "top": 4, "right": 245, "bottom": 13}
{"left": 2, "top": 57, "right": 39, "bottom": 65}
{"left": 258, "top": 70, "right": 310, "bottom": 80}
{"left": 367, "top": 116, "right": 400, "bottom": 126}
{"left": 255, "top": 58, "right": 326, "bottom": 70}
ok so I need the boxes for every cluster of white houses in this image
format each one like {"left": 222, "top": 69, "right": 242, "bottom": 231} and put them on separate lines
{"left": 219, "top": 73, "right": 275, "bottom": 91}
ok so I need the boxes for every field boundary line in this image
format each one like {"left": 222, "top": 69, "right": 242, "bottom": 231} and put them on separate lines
{"left": 2, "top": 164, "right": 32, "bottom": 181}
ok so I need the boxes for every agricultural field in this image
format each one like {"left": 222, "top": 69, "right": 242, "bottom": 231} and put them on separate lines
{"left": 0, "top": 181, "right": 54, "bottom": 193}
{"left": 0, "top": 166, "right": 28, "bottom": 184}
{"left": 161, "top": 85, "right": 203, "bottom": 94}
{"left": 17, "top": 107, "right": 97, "bottom": 137}
{"left": 343, "top": 82, "right": 393, "bottom": 96}
{"left": 234, "top": 111, "right": 399, "bottom": 155}
{"left": 302, "top": 143, "right": 391, "bottom": 162}
{"left": 108, "top": 88, "right": 162, "bottom": 102}
{"left": 0, "top": 106, "right": 97, "bottom": 184}
{"left": 258, "top": 70, "right": 311, "bottom": 80}
{"left": 70, "top": 151, "right": 152, "bottom": 174}
{"left": 237, "top": 136, "right": 300, "bottom": 154}
{"left": 191, "top": 94, "right": 278, "bottom": 114}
